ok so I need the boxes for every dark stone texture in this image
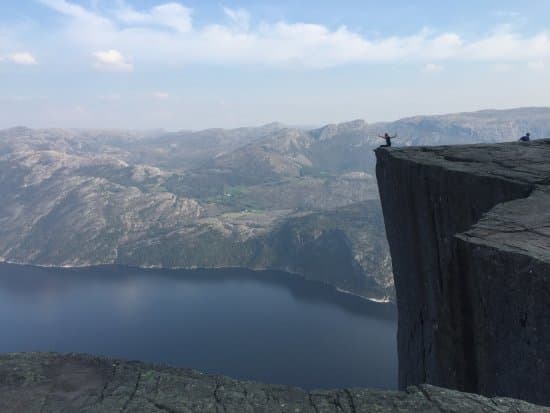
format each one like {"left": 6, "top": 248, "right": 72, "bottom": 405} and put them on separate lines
{"left": 375, "top": 140, "right": 550, "bottom": 405}
{"left": 0, "top": 352, "right": 547, "bottom": 412}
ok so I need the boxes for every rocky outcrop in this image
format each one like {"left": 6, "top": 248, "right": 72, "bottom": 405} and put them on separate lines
{"left": 1, "top": 352, "right": 548, "bottom": 413}
{"left": 376, "top": 140, "right": 550, "bottom": 405}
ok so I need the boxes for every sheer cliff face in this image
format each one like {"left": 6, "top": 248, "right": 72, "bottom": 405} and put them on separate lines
{"left": 376, "top": 140, "right": 550, "bottom": 406}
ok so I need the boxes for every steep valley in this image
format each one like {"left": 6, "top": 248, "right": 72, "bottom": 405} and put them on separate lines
{"left": 2, "top": 107, "right": 550, "bottom": 301}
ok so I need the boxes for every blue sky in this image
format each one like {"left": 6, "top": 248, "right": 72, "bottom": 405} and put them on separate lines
{"left": 1, "top": 1, "right": 550, "bottom": 129}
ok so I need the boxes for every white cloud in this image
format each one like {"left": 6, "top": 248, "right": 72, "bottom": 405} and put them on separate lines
{"left": 223, "top": 7, "right": 250, "bottom": 31}
{"left": 527, "top": 60, "right": 545, "bottom": 71}
{"left": 150, "top": 3, "right": 192, "bottom": 33}
{"left": 424, "top": 63, "right": 443, "bottom": 72}
{"left": 114, "top": 1, "right": 192, "bottom": 33}
{"left": 34, "top": 1, "right": 550, "bottom": 69}
{"left": 38, "top": 0, "right": 109, "bottom": 25}
{"left": 93, "top": 49, "right": 133, "bottom": 72}
{"left": 38, "top": 0, "right": 94, "bottom": 18}
{"left": 4, "top": 52, "right": 38, "bottom": 65}
{"left": 152, "top": 92, "right": 169, "bottom": 100}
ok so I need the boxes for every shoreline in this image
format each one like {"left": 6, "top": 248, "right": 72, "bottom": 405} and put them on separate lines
{"left": 0, "top": 259, "right": 394, "bottom": 305}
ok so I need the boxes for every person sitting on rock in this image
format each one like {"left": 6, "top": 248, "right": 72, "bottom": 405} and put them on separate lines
{"left": 378, "top": 133, "right": 397, "bottom": 147}
{"left": 519, "top": 132, "right": 531, "bottom": 142}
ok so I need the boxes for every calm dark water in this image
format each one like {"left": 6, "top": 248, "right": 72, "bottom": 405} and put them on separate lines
{"left": 0, "top": 263, "right": 397, "bottom": 390}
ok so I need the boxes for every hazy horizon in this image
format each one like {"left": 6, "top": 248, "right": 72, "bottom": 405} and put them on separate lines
{"left": 3, "top": 105, "right": 550, "bottom": 133}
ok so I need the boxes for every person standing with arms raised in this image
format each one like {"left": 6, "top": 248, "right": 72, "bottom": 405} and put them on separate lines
{"left": 378, "top": 133, "right": 397, "bottom": 147}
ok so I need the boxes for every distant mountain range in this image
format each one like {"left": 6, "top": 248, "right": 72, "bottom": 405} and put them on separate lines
{"left": 1, "top": 107, "right": 550, "bottom": 301}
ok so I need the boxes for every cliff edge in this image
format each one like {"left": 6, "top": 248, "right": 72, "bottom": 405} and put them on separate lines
{"left": 376, "top": 140, "right": 550, "bottom": 405}
{"left": 1, "top": 353, "right": 548, "bottom": 412}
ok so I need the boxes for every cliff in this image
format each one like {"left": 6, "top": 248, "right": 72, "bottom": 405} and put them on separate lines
{"left": 1, "top": 353, "right": 548, "bottom": 412}
{"left": 376, "top": 140, "right": 550, "bottom": 405}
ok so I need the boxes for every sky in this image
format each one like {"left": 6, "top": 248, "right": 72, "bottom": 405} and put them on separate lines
{"left": 1, "top": 0, "right": 550, "bottom": 130}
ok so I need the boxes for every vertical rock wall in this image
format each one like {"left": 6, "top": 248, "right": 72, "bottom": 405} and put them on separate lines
{"left": 375, "top": 141, "right": 550, "bottom": 406}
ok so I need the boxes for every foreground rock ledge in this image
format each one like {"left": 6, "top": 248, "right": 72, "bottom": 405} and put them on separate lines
{"left": 376, "top": 140, "right": 550, "bottom": 406}
{"left": 0, "top": 353, "right": 547, "bottom": 413}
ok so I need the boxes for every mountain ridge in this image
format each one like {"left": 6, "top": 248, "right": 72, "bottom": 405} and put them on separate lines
{"left": 2, "top": 107, "right": 550, "bottom": 301}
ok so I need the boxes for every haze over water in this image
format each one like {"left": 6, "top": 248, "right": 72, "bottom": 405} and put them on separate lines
{"left": 0, "top": 264, "right": 397, "bottom": 390}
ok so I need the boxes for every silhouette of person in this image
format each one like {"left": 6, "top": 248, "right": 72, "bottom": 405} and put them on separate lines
{"left": 378, "top": 133, "right": 397, "bottom": 147}
{"left": 519, "top": 132, "right": 531, "bottom": 142}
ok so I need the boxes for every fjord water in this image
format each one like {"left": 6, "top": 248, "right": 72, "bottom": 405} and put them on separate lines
{"left": 0, "top": 264, "right": 397, "bottom": 390}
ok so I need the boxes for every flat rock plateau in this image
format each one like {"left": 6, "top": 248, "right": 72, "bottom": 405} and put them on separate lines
{"left": 1, "top": 353, "right": 548, "bottom": 413}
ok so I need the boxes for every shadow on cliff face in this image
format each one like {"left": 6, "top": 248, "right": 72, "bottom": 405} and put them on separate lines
{"left": 266, "top": 207, "right": 393, "bottom": 302}
{"left": 271, "top": 228, "right": 374, "bottom": 292}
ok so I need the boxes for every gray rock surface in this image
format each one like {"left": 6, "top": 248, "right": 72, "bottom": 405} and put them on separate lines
{"left": 376, "top": 140, "right": 550, "bottom": 405}
{"left": 0, "top": 352, "right": 547, "bottom": 413}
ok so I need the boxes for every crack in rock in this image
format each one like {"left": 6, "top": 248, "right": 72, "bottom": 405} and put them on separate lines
{"left": 213, "top": 382, "right": 227, "bottom": 413}
{"left": 100, "top": 363, "right": 118, "bottom": 403}
{"left": 146, "top": 398, "right": 181, "bottom": 413}
{"left": 344, "top": 389, "right": 357, "bottom": 413}
{"left": 120, "top": 371, "right": 141, "bottom": 412}
{"left": 419, "top": 386, "right": 444, "bottom": 413}
{"left": 308, "top": 393, "right": 320, "bottom": 413}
